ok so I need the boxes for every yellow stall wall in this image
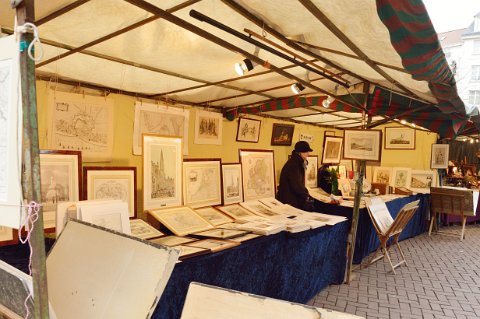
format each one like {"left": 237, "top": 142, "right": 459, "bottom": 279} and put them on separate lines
{"left": 35, "top": 81, "right": 437, "bottom": 218}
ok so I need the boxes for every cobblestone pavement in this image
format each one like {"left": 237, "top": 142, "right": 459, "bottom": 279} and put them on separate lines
{"left": 308, "top": 225, "right": 480, "bottom": 318}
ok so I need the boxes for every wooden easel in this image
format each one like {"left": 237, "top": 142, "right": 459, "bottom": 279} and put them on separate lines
{"left": 365, "top": 200, "right": 419, "bottom": 274}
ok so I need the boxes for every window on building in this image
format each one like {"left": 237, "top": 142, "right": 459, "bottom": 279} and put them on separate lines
{"left": 474, "top": 40, "right": 480, "bottom": 54}
{"left": 469, "top": 91, "right": 480, "bottom": 105}
{"left": 472, "top": 66, "right": 480, "bottom": 81}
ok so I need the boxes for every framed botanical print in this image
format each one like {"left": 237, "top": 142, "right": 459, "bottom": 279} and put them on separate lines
{"left": 391, "top": 167, "right": 412, "bottom": 189}
{"left": 143, "top": 134, "right": 183, "bottom": 210}
{"left": 384, "top": 127, "right": 415, "bottom": 150}
{"left": 221, "top": 163, "right": 243, "bottom": 205}
{"left": 40, "top": 150, "right": 82, "bottom": 231}
{"left": 236, "top": 118, "right": 261, "bottom": 143}
{"left": 431, "top": 144, "right": 449, "bottom": 169}
{"left": 410, "top": 170, "right": 437, "bottom": 193}
{"left": 148, "top": 206, "right": 213, "bottom": 236}
{"left": 270, "top": 123, "right": 294, "bottom": 146}
{"left": 306, "top": 155, "right": 318, "bottom": 188}
{"left": 343, "top": 129, "right": 382, "bottom": 162}
{"left": 194, "top": 110, "right": 223, "bottom": 145}
{"left": 83, "top": 166, "right": 137, "bottom": 218}
{"left": 183, "top": 159, "right": 222, "bottom": 208}
{"left": 322, "top": 136, "right": 343, "bottom": 164}
{"left": 239, "top": 149, "right": 276, "bottom": 201}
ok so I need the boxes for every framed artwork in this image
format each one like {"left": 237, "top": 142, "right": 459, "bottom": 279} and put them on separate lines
{"left": 270, "top": 123, "right": 294, "bottom": 146}
{"left": 221, "top": 163, "right": 243, "bottom": 205}
{"left": 174, "top": 245, "right": 210, "bottom": 260}
{"left": 192, "top": 228, "right": 248, "bottom": 239}
{"left": 183, "top": 159, "right": 222, "bottom": 208}
{"left": 46, "top": 89, "right": 114, "bottom": 162}
{"left": 372, "top": 167, "right": 393, "bottom": 185}
{"left": 0, "top": 227, "right": 18, "bottom": 247}
{"left": 431, "top": 144, "right": 449, "bottom": 169}
{"left": 185, "top": 238, "right": 240, "bottom": 252}
{"left": 150, "top": 235, "right": 197, "bottom": 247}
{"left": 322, "top": 136, "right": 343, "bottom": 164}
{"left": 338, "top": 179, "right": 352, "bottom": 197}
{"left": 216, "top": 204, "right": 258, "bottom": 221}
{"left": 79, "top": 201, "right": 131, "bottom": 235}
{"left": 40, "top": 150, "right": 82, "bottom": 231}
{"left": 129, "top": 219, "right": 164, "bottom": 240}
{"left": 194, "top": 110, "right": 223, "bottom": 145}
{"left": 391, "top": 167, "right": 412, "bottom": 189}
{"left": 83, "top": 166, "right": 137, "bottom": 218}
{"left": 194, "top": 207, "right": 234, "bottom": 226}
{"left": 324, "top": 131, "right": 335, "bottom": 137}
{"left": 143, "top": 134, "right": 183, "bottom": 209}
{"left": 306, "top": 155, "right": 318, "bottom": 188}
{"left": 236, "top": 117, "right": 261, "bottom": 143}
{"left": 410, "top": 170, "right": 437, "bottom": 193}
{"left": 240, "top": 201, "right": 281, "bottom": 218}
{"left": 343, "top": 129, "right": 382, "bottom": 162}
{"left": 384, "top": 127, "right": 415, "bottom": 150}
{"left": 133, "top": 101, "right": 190, "bottom": 155}
{"left": 239, "top": 149, "right": 276, "bottom": 201}
{"left": 462, "top": 164, "right": 476, "bottom": 177}
{"left": 148, "top": 206, "right": 213, "bottom": 236}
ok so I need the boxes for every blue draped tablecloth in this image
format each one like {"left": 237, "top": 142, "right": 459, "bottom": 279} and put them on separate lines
{"left": 0, "top": 222, "right": 348, "bottom": 319}
{"left": 314, "top": 194, "right": 429, "bottom": 264}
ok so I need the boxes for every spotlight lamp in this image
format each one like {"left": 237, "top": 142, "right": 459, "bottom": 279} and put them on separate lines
{"left": 400, "top": 119, "right": 406, "bottom": 125}
{"left": 234, "top": 58, "right": 256, "bottom": 76}
{"left": 322, "top": 95, "right": 335, "bottom": 108}
{"left": 290, "top": 82, "right": 305, "bottom": 94}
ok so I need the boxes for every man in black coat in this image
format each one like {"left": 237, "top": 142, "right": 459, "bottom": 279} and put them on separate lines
{"left": 277, "top": 141, "right": 313, "bottom": 210}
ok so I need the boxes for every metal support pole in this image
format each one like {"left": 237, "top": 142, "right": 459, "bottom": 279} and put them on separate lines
{"left": 15, "top": 1, "right": 50, "bottom": 318}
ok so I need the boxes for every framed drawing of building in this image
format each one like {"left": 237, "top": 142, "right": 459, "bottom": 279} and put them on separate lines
{"left": 410, "top": 170, "right": 436, "bottom": 193}
{"left": 239, "top": 149, "right": 276, "bottom": 201}
{"left": 148, "top": 206, "right": 213, "bottom": 236}
{"left": 431, "top": 144, "right": 449, "bottom": 169}
{"left": 83, "top": 166, "right": 137, "bottom": 218}
{"left": 384, "top": 127, "right": 415, "bottom": 150}
{"left": 183, "top": 159, "right": 222, "bottom": 208}
{"left": 306, "top": 155, "right": 318, "bottom": 188}
{"left": 343, "top": 129, "right": 382, "bottom": 162}
{"left": 221, "top": 163, "right": 243, "bottom": 205}
{"left": 40, "top": 150, "right": 82, "bottom": 231}
{"left": 322, "top": 136, "right": 343, "bottom": 164}
{"left": 271, "top": 123, "right": 294, "bottom": 146}
{"left": 194, "top": 110, "right": 223, "bottom": 145}
{"left": 391, "top": 167, "right": 412, "bottom": 189}
{"left": 236, "top": 118, "right": 261, "bottom": 143}
{"left": 133, "top": 102, "right": 190, "bottom": 155}
{"left": 143, "top": 134, "right": 183, "bottom": 210}
{"left": 372, "top": 167, "right": 393, "bottom": 185}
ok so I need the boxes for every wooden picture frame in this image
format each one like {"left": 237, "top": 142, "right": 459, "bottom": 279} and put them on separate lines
{"left": 216, "top": 204, "right": 258, "bottom": 221}
{"left": 239, "top": 149, "right": 276, "bottom": 201}
{"left": 322, "top": 136, "right": 343, "bottom": 164}
{"left": 306, "top": 155, "right": 318, "bottom": 188}
{"left": 79, "top": 201, "right": 131, "bottom": 235}
{"left": 410, "top": 170, "right": 437, "bottom": 193}
{"left": 236, "top": 118, "right": 261, "bottom": 143}
{"left": 143, "top": 134, "right": 183, "bottom": 210}
{"left": 384, "top": 127, "right": 415, "bottom": 150}
{"left": 270, "top": 123, "right": 294, "bottom": 146}
{"left": 221, "top": 163, "right": 243, "bottom": 205}
{"left": 343, "top": 129, "right": 382, "bottom": 162}
{"left": 462, "top": 164, "right": 477, "bottom": 177}
{"left": 372, "top": 167, "right": 393, "bottom": 185}
{"left": 194, "top": 207, "right": 234, "bottom": 226}
{"left": 324, "top": 131, "right": 335, "bottom": 137}
{"left": 148, "top": 206, "right": 213, "bottom": 236}
{"left": 194, "top": 110, "right": 223, "bottom": 145}
{"left": 183, "top": 159, "right": 222, "bottom": 208}
{"left": 40, "top": 150, "right": 82, "bottom": 232}
{"left": 83, "top": 166, "right": 137, "bottom": 218}
{"left": 129, "top": 219, "right": 164, "bottom": 240}
{"left": 0, "top": 227, "right": 18, "bottom": 247}
{"left": 431, "top": 144, "right": 449, "bottom": 169}
{"left": 391, "top": 167, "right": 412, "bottom": 189}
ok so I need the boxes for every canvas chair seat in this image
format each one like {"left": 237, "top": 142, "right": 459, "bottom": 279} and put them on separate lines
{"left": 365, "top": 199, "right": 420, "bottom": 274}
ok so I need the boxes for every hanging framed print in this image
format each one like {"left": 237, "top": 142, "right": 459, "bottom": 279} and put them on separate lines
{"left": 343, "top": 129, "right": 382, "bottom": 162}
{"left": 239, "top": 149, "right": 275, "bottom": 201}
{"left": 143, "top": 134, "right": 183, "bottom": 210}
{"left": 83, "top": 166, "right": 137, "bottom": 218}
{"left": 384, "top": 127, "right": 415, "bottom": 150}
{"left": 236, "top": 118, "right": 261, "bottom": 143}
{"left": 270, "top": 123, "right": 294, "bottom": 146}
{"left": 322, "top": 136, "right": 343, "bottom": 164}
{"left": 430, "top": 144, "right": 449, "bottom": 169}
{"left": 183, "top": 159, "right": 222, "bottom": 208}
{"left": 194, "top": 110, "right": 223, "bottom": 145}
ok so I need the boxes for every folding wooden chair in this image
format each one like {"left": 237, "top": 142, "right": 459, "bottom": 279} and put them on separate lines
{"left": 365, "top": 199, "right": 420, "bottom": 274}
{"left": 429, "top": 190, "right": 467, "bottom": 240}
